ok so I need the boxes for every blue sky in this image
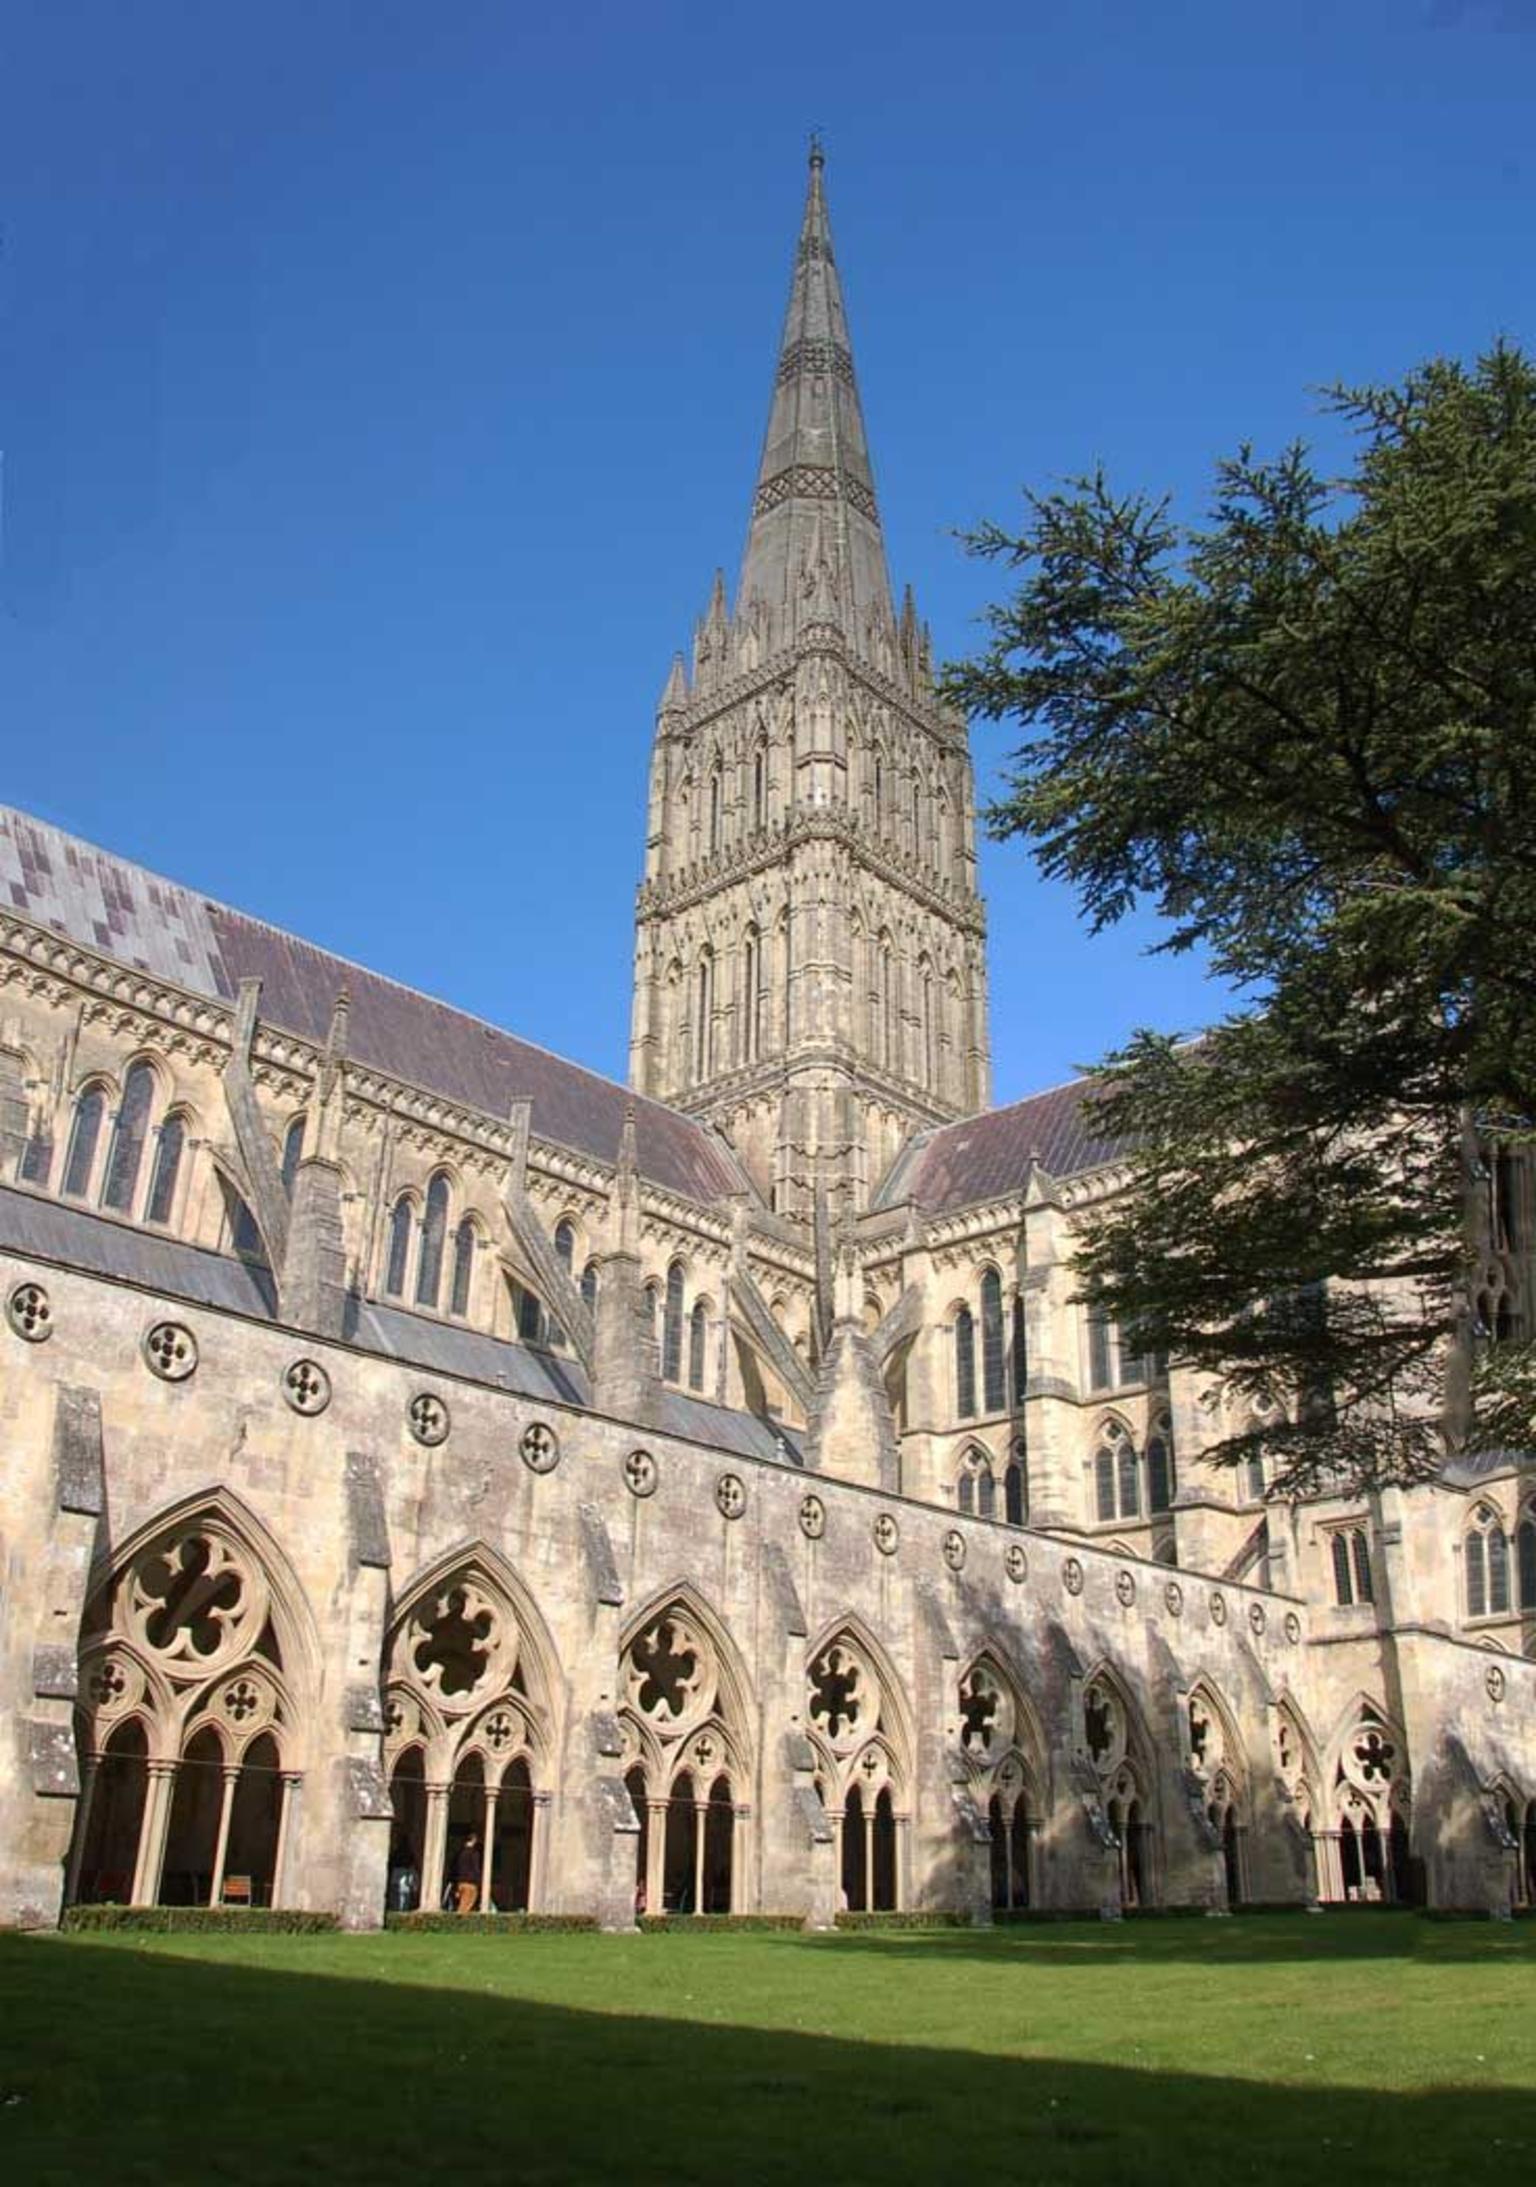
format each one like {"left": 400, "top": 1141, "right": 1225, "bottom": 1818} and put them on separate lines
{"left": 1, "top": 2, "right": 1531, "bottom": 1104}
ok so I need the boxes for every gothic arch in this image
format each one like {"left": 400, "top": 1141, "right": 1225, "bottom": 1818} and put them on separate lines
{"left": 383, "top": 1543, "right": 564, "bottom": 1915}
{"left": 1080, "top": 1658, "right": 1158, "bottom": 1909}
{"left": 1320, "top": 1694, "right": 1413, "bottom": 1904}
{"left": 806, "top": 1614, "right": 913, "bottom": 1912}
{"left": 69, "top": 1488, "right": 319, "bottom": 1910}
{"left": 619, "top": 1583, "right": 755, "bottom": 1916}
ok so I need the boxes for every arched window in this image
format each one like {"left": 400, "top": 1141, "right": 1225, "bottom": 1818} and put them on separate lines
{"left": 1330, "top": 1525, "right": 1374, "bottom": 1607}
{"left": 752, "top": 747, "right": 767, "bottom": 832}
{"left": 554, "top": 1219, "right": 576, "bottom": 1271}
{"left": 515, "top": 1282, "right": 544, "bottom": 1345}
{"left": 145, "top": 1113, "right": 187, "bottom": 1229}
{"left": 694, "top": 951, "right": 715, "bottom": 1078}
{"left": 1012, "top": 1293, "right": 1028, "bottom": 1405}
{"left": 779, "top": 908, "right": 795, "bottom": 1052}
{"left": 580, "top": 1260, "right": 599, "bottom": 1314}
{"left": 662, "top": 1262, "right": 685, "bottom": 1384}
{"left": 742, "top": 927, "right": 762, "bottom": 1065}
{"left": 102, "top": 1062, "right": 156, "bottom": 1213}
{"left": 877, "top": 935, "right": 896, "bottom": 1070}
{"left": 62, "top": 1085, "right": 107, "bottom": 1200}
{"left": 1094, "top": 1420, "right": 1136, "bottom": 1524}
{"left": 708, "top": 769, "right": 722, "bottom": 853}
{"left": 385, "top": 1196, "right": 413, "bottom": 1298}
{"left": 416, "top": 1173, "right": 450, "bottom": 1308}
{"left": 280, "top": 1117, "right": 306, "bottom": 1198}
{"left": 919, "top": 957, "right": 935, "bottom": 1087}
{"left": 1086, "top": 1307, "right": 1115, "bottom": 1392}
{"left": 1005, "top": 1446, "right": 1028, "bottom": 1526}
{"left": 1465, "top": 1506, "right": 1509, "bottom": 1618}
{"left": 957, "top": 1448, "right": 993, "bottom": 1517}
{"left": 449, "top": 1217, "right": 476, "bottom": 1318}
{"left": 1519, "top": 1512, "right": 1536, "bottom": 1609}
{"left": 980, "top": 1270, "right": 1005, "bottom": 1414}
{"left": 1146, "top": 1418, "right": 1176, "bottom": 1514}
{"left": 688, "top": 1299, "right": 709, "bottom": 1392}
{"left": 954, "top": 1306, "right": 977, "bottom": 1420}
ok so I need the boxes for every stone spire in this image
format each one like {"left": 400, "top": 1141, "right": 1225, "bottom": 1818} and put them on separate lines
{"left": 736, "top": 143, "right": 894, "bottom": 638}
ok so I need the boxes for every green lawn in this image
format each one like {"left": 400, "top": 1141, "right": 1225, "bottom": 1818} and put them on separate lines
{"left": 3, "top": 1915, "right": 1534, "bottom": 2185}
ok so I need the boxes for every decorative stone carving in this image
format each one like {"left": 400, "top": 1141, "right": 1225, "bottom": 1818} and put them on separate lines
{"left": 1114, "top": 1569, "right": 1136, "bottom": 1608}
{"left": 408, "top": 1391, "right": 450, "bottom": 1446}
{"left": 624, "top": 1448, "right": 659, "bottom": 1498}
{"left": 1284, "top": 1611, "right": 1302, "bottom": 1645}
{"left": 1062, "top": 1556, "right": 1084, "bottom": 1597}
{"left": 282, "top": 1358, "right": 331, "bottom": 1416}
{"left": 1164, "top": 1581, "right": 1184, "bottom": 1617}
{"left": 942, "top": 1528, "right": 966, "bottom": 1572}
{"left": 872, "top": 1511, "right": 899, "bottom": 1556}
{"left": 798, "top": 1492, "right": 826, "bottom": 1540}
{"left": 715, "top": 1472, "right": 746, "bottom": 1520}
{"left": 1208, "top": 1590, "right": 1228, "bottom": 1627}
{"left": 1486, "top": 1661, "right": 1507, "bottom": 1704}
{"left": 520, "top": 1420, "right": 560, "bottom": 1474}
{"left": 1004, "top": 1542, "right": 1027, "bottom": 1585}
{"left": 143, "top": 1321, "right": 197, "bottom": 1381}
{"left": 1248, "top": 1602, "right": 1267, "bottom": 1637}
{"left": 6, "top": 1280, "right": 52, "bottom": 1342}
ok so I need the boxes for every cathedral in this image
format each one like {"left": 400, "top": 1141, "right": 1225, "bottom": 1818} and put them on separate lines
{"left": 1, "top": 151, "right": 1532, "bottom": 1931}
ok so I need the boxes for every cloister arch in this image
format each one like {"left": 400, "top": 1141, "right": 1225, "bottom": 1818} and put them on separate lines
{"left": 66, "top": 1490, "right": 318, "bottom": 1910}
{"left": 382, "top": 1543, "right": 564, "bottom": 1915}
{"left": 1186, "top": 1678, "right": 1251, "bottom": 1906}
{"left": 1320, "top": 1696, "right": 1414, "bottom": 1904}
{"left": 805, "top": 1614, "right": 914, "bottom": 1912}
{"left": 1080, "top": 1661, "right": 1158, "bottom": 1910}
{"left": 619, "top": 1584, "right": 755, "bottom": 1916}
{"left": 957, "top": 1649, "right": 1046, "bottom": 1910}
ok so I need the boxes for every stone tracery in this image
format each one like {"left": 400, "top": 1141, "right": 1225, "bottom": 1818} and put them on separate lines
{"left": 620, "top": 1597, "right": 749, "bottom": 1916}
{"left": 67, "top": 1507, "right": 303, "bottom": 1911}
{"left": 383, "top": 1556, "right": 555, "bottom": 1916}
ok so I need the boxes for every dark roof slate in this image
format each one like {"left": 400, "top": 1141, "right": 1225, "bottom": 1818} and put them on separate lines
{"left": 875, "top": 1075, "right": 1125, "bottom": 1215}
{"left": 0, "top": 806, "right": 744, "bottom": 1206}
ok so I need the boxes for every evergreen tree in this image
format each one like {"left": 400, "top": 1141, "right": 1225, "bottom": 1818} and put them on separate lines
{"left": 946, "top": 348, "right": 1536, "bottom": 1492}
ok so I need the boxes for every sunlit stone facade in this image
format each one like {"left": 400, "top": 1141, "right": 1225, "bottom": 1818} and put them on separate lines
{"left": 1, "top": 155, "right": 1532, "bottom": 1929}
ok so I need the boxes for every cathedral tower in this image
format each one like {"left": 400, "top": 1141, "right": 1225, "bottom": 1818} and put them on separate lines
{"left": 629, "top": 149, "right": 990, "bottom": 1220}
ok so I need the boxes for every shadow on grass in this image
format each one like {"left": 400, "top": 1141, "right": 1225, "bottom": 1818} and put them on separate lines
{"left": 802, "top": 1908, "right": 1536, "bottom": 1968}
{"left": 2, "top": 1931, "right": 1532, "bottom": 2187}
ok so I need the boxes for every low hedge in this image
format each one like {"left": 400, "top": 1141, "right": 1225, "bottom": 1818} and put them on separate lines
{"left": 833, "top": 1909, "right": 973, "bottom": 1931}
{"left": 384, "top": 1912, "right": 599, "bottom": 1934}
{"left": 638, "top": 1912, "right": 805, "bottom": 1932}
{"left": 62, "top": 1906, "right": 338, "bottom": 1934}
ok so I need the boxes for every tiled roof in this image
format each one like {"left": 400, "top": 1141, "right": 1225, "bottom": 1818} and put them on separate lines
{"left": 0, "top": 806, "right": 745, "bottom": 1206}
{"left": 874, "top": 1075, "right": 1125, "bottom": 1215}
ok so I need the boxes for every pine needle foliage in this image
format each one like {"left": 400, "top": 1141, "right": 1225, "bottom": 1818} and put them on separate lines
{"left": 944, "top": 347, "right": 1536, "bottom": 1494}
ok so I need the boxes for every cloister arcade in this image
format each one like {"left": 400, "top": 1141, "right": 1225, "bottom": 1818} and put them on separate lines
{"left": 53, "top": 1501, "right": 1530, "bottom": 1921}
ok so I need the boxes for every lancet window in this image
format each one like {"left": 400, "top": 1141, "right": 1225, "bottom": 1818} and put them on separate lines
{"left": 620, "top": 1601, "right": 747, "bottom": 1917}
{"left": 1146, "top": 1417, "right": 1176, "bottom": 1514}
{"left": 67, "top": 1511, "right": 303, "bottom": 1911}
{"left": 1465, "top": 1505, "right": 1512, "bottom": 1620}
{"left": 1093, "top": 1419, "right": 1140, "bottom": 1524}
{"left": 280, "top": 1116, "right": 306, "bottom": 1197}
{"left": 956, "top": 1445, "right": 995, "bottom": 1519}
{"left": 955, "top": 1305, "right": 977, "bottom": 1420}
{"left": 806, "top": 1630, "right": 908, "bottom": 1913}
{"left": 61, "top": 1084, "right": 108, "bottom": 1200}
{"left": 1328, "top": 1524, "right": 1374, "bottom": 1608}
{"left": 662, "top": 1261, "right": 686, "bottom": 1383}
{"left": 383, "top": 1559, "right": 553, "bottom": 1915}
{"left": 980, "top": 1267, "right": 1006, "bottom": 1414}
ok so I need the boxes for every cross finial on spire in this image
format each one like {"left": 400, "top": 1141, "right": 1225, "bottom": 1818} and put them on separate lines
{"left": 808, "top": 128, "right": 825, "bottom": 171}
